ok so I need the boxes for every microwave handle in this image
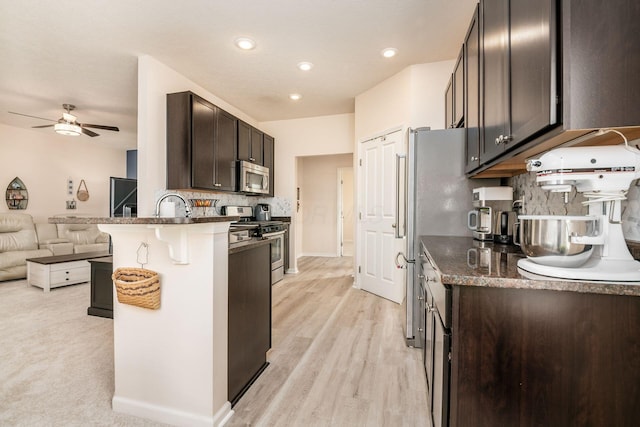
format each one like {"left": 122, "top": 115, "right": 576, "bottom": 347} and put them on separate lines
{"left": 263, "top": 174, "right": 268, "bottom": 191}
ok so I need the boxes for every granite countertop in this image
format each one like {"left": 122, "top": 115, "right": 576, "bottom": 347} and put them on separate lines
{"left": 49, "top": 216, "right": 240, "bottom": 225}
{"left": 421, "top": 235, "right": 640, "bottom": 297}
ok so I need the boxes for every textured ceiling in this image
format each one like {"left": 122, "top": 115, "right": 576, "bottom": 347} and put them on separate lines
{"left": 0, "top": 0, "right": 477, "bottom": 149}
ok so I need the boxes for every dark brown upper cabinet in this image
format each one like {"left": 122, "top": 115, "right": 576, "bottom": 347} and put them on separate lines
{"left": 464, "top": 3, "right": 481, "bottom": 173}
{"left": 453, "top": 47, "right": 464, "bottom": 128}
{"left": 445, "top": 75, "right": 454, "bottom": 129}
{"left": 481, "top": 0, "right": 558, "bottom": 165}
{"left": 167, "top": 91, "right": 237, "bottom": 192}
{"left": 238, "top": 120, "right": 264, "bottom": 165}
{"left": 263, "top": 133, "right": 274, "bottom": 196}
{"left": 469, "top": 0, "right": 640, "bottom": 177}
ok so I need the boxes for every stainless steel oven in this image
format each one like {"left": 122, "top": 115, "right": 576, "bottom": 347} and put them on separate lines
{"left": 262, "top": 230, "right": 285, "bottom": 284}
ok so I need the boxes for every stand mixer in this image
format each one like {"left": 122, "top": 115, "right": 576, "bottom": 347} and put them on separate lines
{"left": 517, "top": 142, "right": 640, "bottom": 283}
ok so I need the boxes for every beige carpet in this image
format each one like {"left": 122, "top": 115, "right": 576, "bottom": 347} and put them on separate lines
{"left": 0, "top": 279, "right": 165, "bottom": 426}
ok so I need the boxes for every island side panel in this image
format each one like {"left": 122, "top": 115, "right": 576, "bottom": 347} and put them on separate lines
{"left": 100, "top": 222, "right": 231, "bottom": 427}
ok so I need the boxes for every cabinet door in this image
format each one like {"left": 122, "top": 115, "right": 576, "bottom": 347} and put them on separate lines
{"left": 444, "top": 75, "right": 454, "bottom": 129}
{"left": 237, "top": 120, "right": 251, "bottom": 162}
{"left": 228, "top": 243, "right": 271, "bottom": 405}
{"left": 214, "top": 109, "right": 237, "bottom": 191}
{"left": 432, "top": 315, "right": 450, "bottom": 427}
{"left": 464, "top": 4, "right": 481, "bottom": 173}
{"left": 509, "top": 0, "right": 557, "bottom": 144}
{"left": 191, "top": 96, "right": 216, "bottom": 189}
{"left": 250, "top": 127, "right": 264, "bottom": 164}
{"left": 263, "top": 134, "right": 274, "bottom": 196}
{"left": 481, "top": 0, "right": 510, "bottom": 163}
{"left": 453, "top": 48, "right": 464, "bottom": 128}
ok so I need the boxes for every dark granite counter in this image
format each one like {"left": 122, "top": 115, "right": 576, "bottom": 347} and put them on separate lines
{"left": 421, "top": 235, "right": 640, "bottom": 297}
{"left": 49, "top": 216, "right": 239, "bottom": 225}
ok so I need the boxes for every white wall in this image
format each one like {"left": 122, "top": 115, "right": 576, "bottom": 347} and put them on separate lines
{"left": 299, "top": 153, "right": 353, "bottom": 257}
{"left": 409, "top": 60, "right": 456, "bottom": 130}
{"left": 136, "top": 55, "right": 259, "bottom": 216}
{"left": 259, "top": 114, "right": 354, "bottom": 270}
{"left": 354, "top": 60, "right": 455, "bottom": 142}
{"left": 0, "top": 123, "right": 125, "bottom": 222}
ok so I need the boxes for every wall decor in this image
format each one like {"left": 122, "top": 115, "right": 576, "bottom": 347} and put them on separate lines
{"left": 77, "top": 179, "right": 90, "bottom": 201}
{"left": 5, "top": 177, "right": 28, "bottom": 210}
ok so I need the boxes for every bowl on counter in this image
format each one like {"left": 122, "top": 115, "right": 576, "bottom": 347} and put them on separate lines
{"left": 518, "top": 215, "right": 600, "bottom": 268}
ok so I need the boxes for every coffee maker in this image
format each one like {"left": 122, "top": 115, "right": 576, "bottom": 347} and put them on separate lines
{"left": 467, "top": 187, "right": 513, "bottom": 242}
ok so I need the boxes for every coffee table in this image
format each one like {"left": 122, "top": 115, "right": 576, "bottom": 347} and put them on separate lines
{"left": 26, "top": 251, "right": 110, "bottom": 292}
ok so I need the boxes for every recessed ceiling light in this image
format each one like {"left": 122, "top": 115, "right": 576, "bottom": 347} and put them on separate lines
{"left": 381, "top": 47, "right": 398, "bottom": 58}
{"left": 235, "top": 37, "right": 256, "bottom": 50}
{"left": 297, "top": 62, "right": 314, "bottom": 71}
{"left": 289, "top": 93, "right": 302, "bottom": 101}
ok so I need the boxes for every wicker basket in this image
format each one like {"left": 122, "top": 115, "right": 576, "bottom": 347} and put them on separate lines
{"left": 112, "top": 267, "right": 160, "bottom": 310}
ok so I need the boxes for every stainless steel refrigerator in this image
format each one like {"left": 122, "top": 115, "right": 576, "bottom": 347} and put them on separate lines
{"left": 396, "top": 127, "right": 495, "bottom": 347}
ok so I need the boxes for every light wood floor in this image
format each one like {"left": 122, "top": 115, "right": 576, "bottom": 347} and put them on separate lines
{"left": 228, "top": 256, "right": 430, "bottom": 427}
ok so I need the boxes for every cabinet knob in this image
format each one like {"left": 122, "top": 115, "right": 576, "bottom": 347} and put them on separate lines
{"left": 503, "top": 135, "right": 513, "bottom": 143}
{"left": 249, "top": 157, "right": 256, "bottom": 162}
{"left": 418, "top": 274, "right": 425, "bottom": 279}
{"left": 470, "top": 156, "right": 478, "bottom": 162}
{"left": 418, "top": 328, "right": 424, "bottom": 333}
{"left": 417, "top": 295, "right": 424, "bottom": 301}
{"left": 495, "top": 136, "right": 501, "bottom": 145}
{"left": 214, "top": 183, "right": 222, "bottom": 187}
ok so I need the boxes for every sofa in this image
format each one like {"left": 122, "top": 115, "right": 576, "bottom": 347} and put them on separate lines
{"left": 0, "top": 212, "right": 110, "bottom": 281}
{"left": 0, "top": 213, "right": 55, "bottom": 281}
{"left": 36, "top": 222, "right": 110, "bottom": 256}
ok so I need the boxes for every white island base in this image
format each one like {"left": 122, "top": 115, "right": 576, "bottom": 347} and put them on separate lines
{"left": 98, "top": 221, "right": 233, "bottom": 427}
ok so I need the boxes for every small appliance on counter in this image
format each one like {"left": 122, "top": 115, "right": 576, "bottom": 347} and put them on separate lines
{"left": 467, "top": 186, "right": 513, "bottom": 242}
{"left": 517, "top": 143, "right": 640, "bottom": 283}
{"left": 254, "top": 203, "right": 271, "bottom": 221}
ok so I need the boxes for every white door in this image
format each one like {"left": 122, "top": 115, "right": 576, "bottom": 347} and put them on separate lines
{"left": 358, "top": 129, "right": 405, "bottom": 304}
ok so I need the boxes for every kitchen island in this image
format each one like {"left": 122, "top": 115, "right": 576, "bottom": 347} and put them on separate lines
{"left": 421, "top": 235, "right": 640, "bottom": 426}
{"left": 50, "top": 216, "right": 238, "bottom": 427}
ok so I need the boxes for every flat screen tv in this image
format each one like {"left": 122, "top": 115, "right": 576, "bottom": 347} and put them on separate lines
{"left": 110, "top": 177, "right": 137, "bottom": 217}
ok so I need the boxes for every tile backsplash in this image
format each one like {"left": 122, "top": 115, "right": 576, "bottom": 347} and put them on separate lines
{"left": 508, "top": 172, "right": 640, "bottom": 242}
{"left": 155, "top": 189, "right": 292, "bottom": 218}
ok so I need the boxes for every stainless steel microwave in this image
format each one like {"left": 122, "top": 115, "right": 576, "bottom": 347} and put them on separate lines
{"left": 238, "top": 160, "right": 269, "bottom": 195}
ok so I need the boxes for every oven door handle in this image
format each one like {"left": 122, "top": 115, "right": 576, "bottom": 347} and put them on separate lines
{"left": 262, "top": 231, "right": 286, "bottom": 239}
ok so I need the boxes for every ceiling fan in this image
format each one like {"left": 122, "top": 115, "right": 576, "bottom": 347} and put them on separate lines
{"left": 8, "top": 103, "right": 119, "bottom": 137}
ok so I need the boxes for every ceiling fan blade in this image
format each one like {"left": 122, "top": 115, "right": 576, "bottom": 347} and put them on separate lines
{"left": 8, "top": 111, "right": 58, "bottom": 122}
{"left": 81, "top": 127, "right": 99, "bottom": 137}
{"left": 32, "top": 124, "right": 56, "bottom": 129}
{"left": 80, "top": 123, "right": 119, "bottom": 132}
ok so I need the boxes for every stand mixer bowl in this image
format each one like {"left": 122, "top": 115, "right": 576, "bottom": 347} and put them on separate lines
{"left": 518, "top": 215, "right": 600, "bottom": 268}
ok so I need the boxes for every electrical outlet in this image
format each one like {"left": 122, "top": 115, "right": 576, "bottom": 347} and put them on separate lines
{"left": 67, "top": 178, "right": 74, "bottom": 196}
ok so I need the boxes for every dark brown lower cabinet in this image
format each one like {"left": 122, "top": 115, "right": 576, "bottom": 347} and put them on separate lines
{"left": 228, "top": 243, "right": 271, "bottom": 406}
{"left": 450, "top": 286, "right": 640, "bottom": 426}
{"left": 87, "top": 257, "right": 113, "bottom": 318}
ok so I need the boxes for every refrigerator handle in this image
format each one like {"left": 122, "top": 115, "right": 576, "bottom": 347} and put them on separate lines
{"left": 395, "top": 153, "right": 407, "bottom": 238}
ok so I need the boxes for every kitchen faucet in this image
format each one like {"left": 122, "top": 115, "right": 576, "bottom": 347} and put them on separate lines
{"left": 154, "top": 193, "right": 192, "bottom": 218}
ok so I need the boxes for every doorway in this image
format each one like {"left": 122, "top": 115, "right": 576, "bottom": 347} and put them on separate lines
{"left": 337, "top": 167, "right": 354, "bottom": 256}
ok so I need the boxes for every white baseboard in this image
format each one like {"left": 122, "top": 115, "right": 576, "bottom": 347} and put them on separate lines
{"left": 112, "top": 396, "right": 233, "bottom": 427}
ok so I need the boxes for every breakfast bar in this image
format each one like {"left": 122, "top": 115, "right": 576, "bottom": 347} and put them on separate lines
{"left": 49, "top": 216, "right": 238, "bottom": 427}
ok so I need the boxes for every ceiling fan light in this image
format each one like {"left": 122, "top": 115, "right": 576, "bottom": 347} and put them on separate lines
{"left": 54, "top": 123, "right": 82, "bottom": 136}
